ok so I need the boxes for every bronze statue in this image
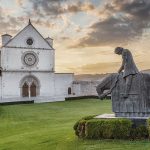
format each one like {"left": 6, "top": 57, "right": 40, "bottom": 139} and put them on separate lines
{"left": 96, "top": 47, "right": 150, "bottom": 117}
{"left": 114, "top": 47, "right": 139, "bottom": 98}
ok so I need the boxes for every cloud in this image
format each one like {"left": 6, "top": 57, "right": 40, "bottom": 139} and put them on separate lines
{"left": 0, "top": 7, "right": 24, "bottom": 37}
{"left": 66, "top": 2, "right": 94, "bottom": 13}
{"left": 59, "top": 36, "right": 71, "bottom": 41}
{"left": 32, "top": 19, "right": 56, "bottom": 29}
{"left": 30, "top": 0, "right": 95, "bottom": 17}
{"left": 15, "top": 0, "right": 24, "bottom": 6}
{"left": 70, "top": 0, "right": 150, "bottom": 48}
{"left": 67, "top": 62, "right": 120, "bottom": 74}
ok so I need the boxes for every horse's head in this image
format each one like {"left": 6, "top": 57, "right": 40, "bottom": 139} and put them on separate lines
{"left": 96, "top": 73, "right": 119, "bottom": 99}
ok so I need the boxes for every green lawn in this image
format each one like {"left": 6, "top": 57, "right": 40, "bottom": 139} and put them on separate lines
{"left": 0, "top": 99, "right": 150, "bottom": 150}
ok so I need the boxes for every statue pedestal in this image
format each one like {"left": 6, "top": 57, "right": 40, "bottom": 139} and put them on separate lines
{"left": 115, "top": 112, "right": 150, "bottom": 117}
{"left": 95, "top": 114, "right": 149, "bottom": 127}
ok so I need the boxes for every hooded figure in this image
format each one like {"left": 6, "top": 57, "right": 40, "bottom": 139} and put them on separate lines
{"left": 114, "top": 47, "right": 139, "bottom": 98}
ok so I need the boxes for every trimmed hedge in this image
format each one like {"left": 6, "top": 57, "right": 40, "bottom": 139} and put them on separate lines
{"left": 86, "top": 119, "right": 132, "bottom": 139}
{"left": 65, "top": 96, "right": 99, "bottom": 100}
{"left": 73, "top": 115, "right": 96, "bottom": 138}
{"left": 130, "top": 125, "right": 148, "bottom": 140}
{"left": 65, "top": 96, "right": 111, "bottom": 101}
{"left": 0, "top": 100, "right": 34, "bottom": 105}
{"left": 146, "top": 119, "right": 150, "bottom": 139}
{"left": 74, "top": 116, "right": 150, "bottom": 140}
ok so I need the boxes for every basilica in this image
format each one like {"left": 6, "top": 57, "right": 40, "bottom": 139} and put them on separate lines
{"left": 0, "top": 20, "right": 74, "bottom": 103}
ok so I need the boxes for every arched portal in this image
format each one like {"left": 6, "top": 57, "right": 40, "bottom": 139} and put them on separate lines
{"left": 20, "top": 75, "right": 40, "bottom": 98}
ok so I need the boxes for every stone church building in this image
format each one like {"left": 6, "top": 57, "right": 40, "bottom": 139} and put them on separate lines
{"left": 0, "top": 20, "right": 74, "bottom": 103}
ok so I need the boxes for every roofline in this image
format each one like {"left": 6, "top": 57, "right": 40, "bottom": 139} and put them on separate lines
{"left": 30, "top": 23, "right": 54, "bottom": 49}
{"left": 2, "top": 24, "right": 30, "bottom": 47}
{"left": 2, "top": 70, "right": 55, "bottom": 73}
{"left": 45, "top": 37, "right": 53, "bottom": 40}
{"left": 1, "top": 46, "right": 54, "bottom": 50}
{"left": 3, "top": 21, "right": 54, "bottom": 49}
{"left": 2, "top": 34, "right": 12, "bottom": 37}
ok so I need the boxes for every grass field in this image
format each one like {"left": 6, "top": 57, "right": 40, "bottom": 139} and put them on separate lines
{"left": 0, "top": 99, "right": 150, "bottom": 150}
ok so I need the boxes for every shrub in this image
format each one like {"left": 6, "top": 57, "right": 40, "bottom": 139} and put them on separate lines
{"left": 130, "top": 125, "right": 149, "bottom": 140}
{"left": 82, "top": 115, "right": 96, "bottom": 120}
{"left": 74, "top": 116, "right": 150, "bottom": 140}
{"left": 146, "top": 119, "right": 150, "bottom": 139}
{"left": 74, "top": 117, "right": 132, "bottom": 139}
{"left": 85, "top": 119, "right": 132, "bottom": 139}
{"left": 73, "top": 115, "right": 96, "bottom": 138}
{"left": 74, "top": 119, "right": 86, "bottom": 138}
{"left": 65, "top": 96, "right": 99, "bottom": 101}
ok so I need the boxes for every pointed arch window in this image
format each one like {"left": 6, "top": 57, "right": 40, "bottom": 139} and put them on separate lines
{"left": 68, "top": 87, "right": 72, "bottom": 95}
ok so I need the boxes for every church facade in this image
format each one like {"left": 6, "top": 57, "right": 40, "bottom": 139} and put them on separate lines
{"left": 0, "top": 21, "right": 74, "bottom": 103}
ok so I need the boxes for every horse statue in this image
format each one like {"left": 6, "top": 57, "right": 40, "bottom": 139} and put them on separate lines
{"left": 96, "top": 47, "right": 150, "bottom": 117}
{"left": 96, "top": 72, "right": 150, "bottom": 117}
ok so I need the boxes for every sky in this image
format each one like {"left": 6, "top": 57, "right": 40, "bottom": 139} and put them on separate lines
{"left": 0, "top": 0, "right": 150, "bottom": 74}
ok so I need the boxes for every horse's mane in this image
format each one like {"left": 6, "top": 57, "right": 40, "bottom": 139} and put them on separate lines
{"left": 98, "top": 73, "right": 119, "bottom": 97}
{"left": 109, "top": 73, "right": 120, "bottom": 93}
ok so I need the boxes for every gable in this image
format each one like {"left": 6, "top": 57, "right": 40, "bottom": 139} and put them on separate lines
{"left": 5, "top": 24, "right": 53, "bottom": 50}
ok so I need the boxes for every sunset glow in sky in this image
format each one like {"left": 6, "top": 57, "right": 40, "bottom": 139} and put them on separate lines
{"left": 0, "top": 0, "right": 150, "bottom": 74}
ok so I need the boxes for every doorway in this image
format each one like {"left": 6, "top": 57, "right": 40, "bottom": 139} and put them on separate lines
{"left": 30, "top": 82, "right": 36, "bottom": 97}
{"left": 22, "top": 82, "right": 29, "bottom": 97}
{"left": 21, "top": 75, "right": 40, "bottom": 98}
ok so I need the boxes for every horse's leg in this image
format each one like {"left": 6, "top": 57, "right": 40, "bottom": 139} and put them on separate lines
{"left": 124, "top": 75, "right": 132, "bottom": 98}
{"left": 99, "top": 91, "right": 110, "bottom": 100}
{"left": 96, "top": 84, "right": 103, "bottom": 98}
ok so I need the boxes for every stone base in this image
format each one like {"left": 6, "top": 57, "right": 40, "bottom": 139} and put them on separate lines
{"left": 95, "top": 113, "right": 116, "bottom": 118}
{"left": 95, "top": 114, "right": 149, "bottom": 127}
{"left": 115, "top": 112, "right": 150, "bottom": 117}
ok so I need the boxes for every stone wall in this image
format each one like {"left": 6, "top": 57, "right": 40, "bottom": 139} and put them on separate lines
{"left": 72, "top": 81, "right": 100, "bottom": 97}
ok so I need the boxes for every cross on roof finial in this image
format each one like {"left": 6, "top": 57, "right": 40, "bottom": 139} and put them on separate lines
{"left": 28, "top": 19, "right": 31, "bottom": 25}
